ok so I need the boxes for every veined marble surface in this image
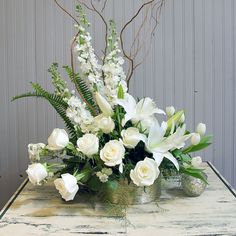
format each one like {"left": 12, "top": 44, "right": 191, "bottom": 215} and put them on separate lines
{"left": 0, "top": 162, "right": 235, "bottom": 236}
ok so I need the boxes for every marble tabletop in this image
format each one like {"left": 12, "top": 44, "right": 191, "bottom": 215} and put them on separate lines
{"left": 0, "top": 162, "right": 236, "bottom": 236}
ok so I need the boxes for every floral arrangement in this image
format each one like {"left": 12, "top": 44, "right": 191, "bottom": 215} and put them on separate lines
{"left": 13, "top": 2, "right": 212, "bottom": 202}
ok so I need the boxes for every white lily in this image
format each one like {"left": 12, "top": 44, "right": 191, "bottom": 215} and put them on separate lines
{"left": 145, "top": 123, "right": 193, "bottom": 170}
{"left": 117, "top": 93, "right": 165, "bottom": 126}
{"left": 145, "top": 121, "right": 178, "bottom": 169}
{"left": 166, "top": 124, "right": 193, "bottom": 150}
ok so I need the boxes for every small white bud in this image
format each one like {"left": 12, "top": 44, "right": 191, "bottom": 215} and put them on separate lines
{"left": 191, "top": 156, "right": 202, "bottom": 168}
{"left": 166, "top": 106, "right": 175, "bottom": 117}
{"left": 196, "top": 123, "right": 206, "bottom": 136}
{"left": 191, "top": 133, "right": 201, "bottom": 145}
{"left": 179, "top": 113, "right": 185, "bottom": 123}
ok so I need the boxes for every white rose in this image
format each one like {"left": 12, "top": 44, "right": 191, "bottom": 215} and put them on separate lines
{"left": 77, "top": 134, "right": 99, "bottom": 156}
{"left": 121, "top": 127, "right": 146, "bottom": 148}
{"left": 95, "top": 114, "right": 115, "bottom": 134}
{"left": 191, "top": 156, "right": 202, "bottom": 167}
{"left": 191, "top": 133, "right": 201, "bottom": 145}
{"left": 47, "top": 128, "right": 69, "bottom": 151}
{"left": 95, "top": 92, "right": 113, "bottom": 116}
{"left": 130, "top": 157, "right": 160, "bottom": 187}
{"left": 100, "top": 140, "right": 125, "bottom": 166}
{"left": 179, "top": 113, "right": 185, "bottom": 123}
{"left": 28, "top": 143, "right": 45, "bottom": 162}
{"left": 166, "top": 106, "right": 175, "bottom": 117}
{"left": 26, "top": 163, "right": 48, "bottom": 185}
{"left": 196, "top": 123, "right": 206, "bottom": 136}
{"left": 54, "top": 173, "right": 79, "bottom": 201}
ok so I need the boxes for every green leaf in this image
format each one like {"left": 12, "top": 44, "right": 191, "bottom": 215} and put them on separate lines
{"left": 172, "top": 149, "right": 182, "bottom": 157}
{"left": 117, "top": 84, "right": 124, "bottom": 99}
{"left": 87, "top": 176, "right": 102, "bottom": 192}
{"left": 180, "top": 167, "right": 208, "bottom": 184}
{"left": 182, "top": 135, "right": 213, "bottom": 154}
{"left": 179, "top": 154, "right": 191, "bottom": 162}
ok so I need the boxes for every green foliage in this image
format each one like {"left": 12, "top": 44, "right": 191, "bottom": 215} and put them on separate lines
{"left": 48, "top": 63, "right": 71, "bottom": 98}
{"left": 87, "top": 176, "right": 103, "bottom": 192}
{"left": 76, "top": 4, "right": 90, "bottom": 27}
{"left": 12, "top": 82, "right": 77, "bottom": 143}
{"left": 180, "top": 166, "right": 208, "bottom": 184}
{"left": 107, "top": 20, "right": 118, "bottom": 53}
{"left": 63, "top": 65, "right": 99, "bottom": 115}
{"left": 166, "top": 110, "right": 184, "bottom": 133}
{"left": 117, "top": 84, "right": 124, "bottom": 99}
{"left": 182, "top": 135, "right": 213, "bottom": 154}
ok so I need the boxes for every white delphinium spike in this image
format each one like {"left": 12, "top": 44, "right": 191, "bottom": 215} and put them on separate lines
{"left": 74, "top": 25, "right": 103, "bottom": 93}
{"left": 102, "top": 21, "right": 128, "bottom": 105}
{"left": 66, "top": 96, "right": 98, "bottom": 133}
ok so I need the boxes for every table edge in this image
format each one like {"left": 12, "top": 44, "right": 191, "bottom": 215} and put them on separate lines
{"left": 207, "top": 161, "right": 236, "bottom": 197}
{"left": 0, "top": 162, "right": 235, "bottom": 220}
{"left": 0, "top": 178, "right": 28, "bottom": 220}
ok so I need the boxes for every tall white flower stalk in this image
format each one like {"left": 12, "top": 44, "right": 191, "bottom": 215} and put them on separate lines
{"left": 74, "top": 23, "right": 103, "bottom": 94}
{"left": 102, "top": 21, "right": 127, "bottom": 105}
{"left": 66, "top": 96, "right": 97, "bottom": 133}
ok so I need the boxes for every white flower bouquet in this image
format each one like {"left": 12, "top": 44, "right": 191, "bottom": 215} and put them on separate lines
{"left": 13, "top": 3, "right": 212, "bottom": 202}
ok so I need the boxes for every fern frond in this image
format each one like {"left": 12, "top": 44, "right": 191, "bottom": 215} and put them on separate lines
{"left": 12, "top": 83, "right": 77, "bottom": 143}
{"left": 12, "top": 92, "right": 41, "bottom": 101}
{"left": 63, "top": 65, "right": 99, "bottom": 115}
{"left": 30, "top": 82, "right": 68, "bottom": 108}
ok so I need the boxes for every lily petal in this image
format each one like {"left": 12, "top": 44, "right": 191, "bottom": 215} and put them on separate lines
{"left": 147, "top": 121, "right": 167, "bottom": 150}
{"left": 116, "top": 93, "right": 136, "bottom": 114}
{"left": 152, "top": 152, "right": 164, "bottom": 167}
{"left": 164, "top": 152, "right": 179, "bottom": 170}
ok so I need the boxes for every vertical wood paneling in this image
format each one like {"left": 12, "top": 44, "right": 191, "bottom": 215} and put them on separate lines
{"left": 212, "top": 0, "right": 224, "bottom": 175}
{"left": 163, "top": 0, "right": 174, "bottom": 107}
{"left": 0, "top": 0, "right": 7, "bottom": 206}
{"left": 0, "top": 0, "right": 236, "bottom": 208}
{"left": 183, "top": 0, "right": 194, "bottom": 130}
{"left": 223, "top": 0, "right": 234, "bottom": 184}
{"left": 203, "top": 0, "right": 214, "bottom": 163}
{"left": 233, "top": 0, "right": 236, "bottom": 188}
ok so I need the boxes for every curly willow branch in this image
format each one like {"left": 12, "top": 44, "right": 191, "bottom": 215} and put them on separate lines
{"left": 120, "top": 0, "right": 165, "bottom": 90}
{"left": 77, "top": 0, "right": 108, "bottom": 64}
{"left": 54, "top": 0, "right": 97, "bottom": 115}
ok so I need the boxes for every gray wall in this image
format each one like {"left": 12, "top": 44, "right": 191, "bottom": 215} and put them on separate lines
{"left": 0, "top": 0, "right": 235, "bottom": 209}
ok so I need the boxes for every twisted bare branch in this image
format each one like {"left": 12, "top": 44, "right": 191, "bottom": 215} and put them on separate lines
{"left": 54, "top": 0, "right": 97, "bottom": 115}
{"left": 90, "top": 0, "right": 108, "bottom": 63}
{"left": 77, "top": 0, "right": 108, "bottom": 63}
{"left": 54, "top": 0, "right": 165, "bottom": 92}
{"left": 101, "top": 0, "right": 108, "bottom": 12}
{"left": 119, "top": 0, "right": 165, "bottom": 89}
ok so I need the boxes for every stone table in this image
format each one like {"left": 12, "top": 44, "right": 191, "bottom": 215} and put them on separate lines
{"left": 0, "top": 162, "right": 236, "bottom": 235}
